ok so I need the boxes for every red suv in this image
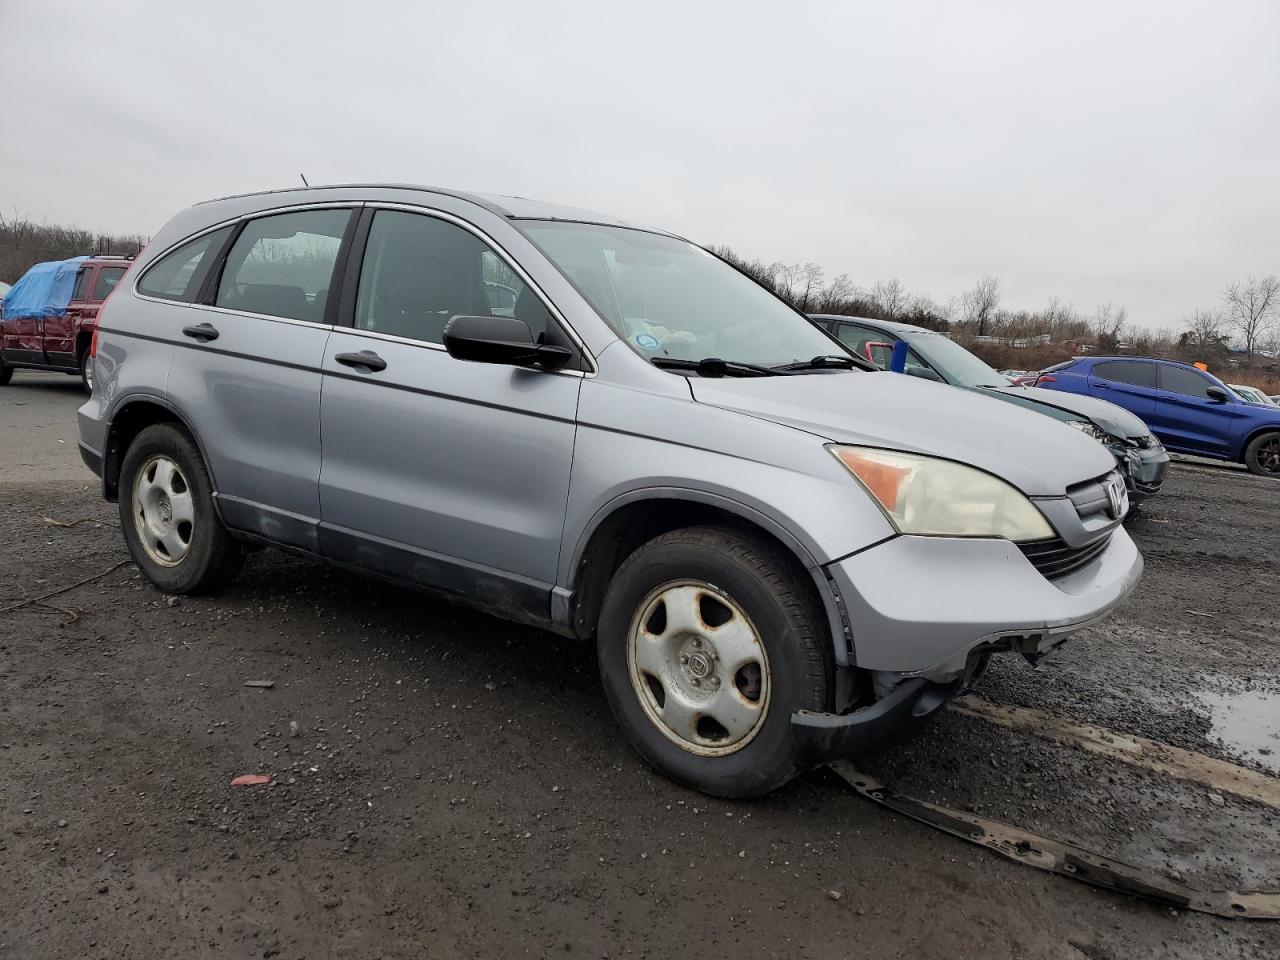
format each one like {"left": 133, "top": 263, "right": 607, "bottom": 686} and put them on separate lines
{"left": 0, "top": 255, "right": 132, "bottom": 392}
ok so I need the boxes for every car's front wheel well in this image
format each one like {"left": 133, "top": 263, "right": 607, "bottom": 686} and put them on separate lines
{"left": 568, "top": 498, "right": 828, "bottom": 644}
{"left": 103, "top": 401, "right": 189, "bottom": 501}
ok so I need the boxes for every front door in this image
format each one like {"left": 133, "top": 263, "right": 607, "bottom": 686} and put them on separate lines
{"left": 1150, "top": 364, "right": 1240, "bottom": 456}
{"left": 317, "top": 208, "right": 582, "bottom": 618}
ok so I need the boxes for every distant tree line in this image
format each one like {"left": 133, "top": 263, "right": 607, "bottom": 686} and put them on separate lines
{"left": 711, "top": 243, "right": 1280, "bottom": 387}
{"left": 0, "top": 212, "right": 147, "bottom": 286}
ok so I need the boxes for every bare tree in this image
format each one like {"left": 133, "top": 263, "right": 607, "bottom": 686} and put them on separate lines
{"left": 960, "top": 276, "right": 1002, "bottom": 336}
{"left": 1091, "top": 303, "right": 1128, "bottom": 350}
{"left": 1222, "top": 275, "right": 1280, "bottom": 361}
{"left": 1182, "top": 308, "right": 1228, "bottom": 352}
{"left": 870, "top": 278, "right": 908, "bottom": 319}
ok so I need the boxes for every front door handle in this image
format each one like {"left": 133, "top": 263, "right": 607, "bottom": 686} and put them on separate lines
{"left": 182, "top": 322, "right": 219, "bottom": 342}
{"left": 335, "top": 350, "right": 386, "bottom": 372}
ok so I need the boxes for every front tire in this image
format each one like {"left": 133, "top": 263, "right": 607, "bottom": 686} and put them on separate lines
{"left": 0, "top": 356, "right": 12, "bottom": 386}
{"left": 597, "top": 526, "right": 832, "bottom": 798}
{"left": 118, "top": 423, "right": 242, "bottom": 593}
{"left": 1244, "top": 432, "right": 1280, "bottom": 478}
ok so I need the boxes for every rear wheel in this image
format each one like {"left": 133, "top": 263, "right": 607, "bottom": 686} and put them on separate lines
{"left": 597, "top": 525, "right": 832, "bottom": 798}
{"left": 1244, "top": 432, "right": 1280, "bottom": 478}
{"left": 118, "top": 423, "right": 242, "bottom": 593}
{"left": 0, "top": 357, "right": 12, "bottom": 386}
{"left": 79, "top": 350, "right": 93, "bottom": 393}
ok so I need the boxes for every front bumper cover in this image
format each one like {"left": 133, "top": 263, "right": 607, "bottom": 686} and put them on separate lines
{"left": 825, "top": 526, "right": 1143, "bottom": 679}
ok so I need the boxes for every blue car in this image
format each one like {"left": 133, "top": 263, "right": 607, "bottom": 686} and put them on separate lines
{"left": 1035, "top": 356, "right": 1280, "bottom": 477}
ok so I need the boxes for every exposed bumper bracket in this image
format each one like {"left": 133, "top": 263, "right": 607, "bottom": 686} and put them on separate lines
{"left": 790, "top": 677, "right": 959, "bottom": 766}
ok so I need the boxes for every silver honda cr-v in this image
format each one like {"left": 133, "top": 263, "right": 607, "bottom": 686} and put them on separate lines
{"left": 78, "top": 185, "right": 1142, "bottom": 797}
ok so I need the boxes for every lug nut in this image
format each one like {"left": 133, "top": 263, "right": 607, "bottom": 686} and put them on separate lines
{"left": 691, "top": 677, "right": 701, "bottom": 687}
{"left": 709, "top": 676, "right": 720, "bottom": 687}
{"left": 679, "top": 654, "right": 689, "bottom": 665}
{"left": 691, "top": 638, "right": 702, "bottom": 649}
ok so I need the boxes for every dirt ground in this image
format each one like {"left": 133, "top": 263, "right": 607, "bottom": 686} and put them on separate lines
{"left": 2, "top": 371, "right": 1278, "bottom": 959}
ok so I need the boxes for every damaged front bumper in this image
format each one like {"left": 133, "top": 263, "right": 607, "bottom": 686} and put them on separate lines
{"left": 1112, "top": 439, "right": 1169, "bottom": 500}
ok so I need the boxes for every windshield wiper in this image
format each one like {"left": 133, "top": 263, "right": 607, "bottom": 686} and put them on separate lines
{"left": 651, "top": 357, "right": 787, "bottom": 378}
{"left": 773, "top": 354, "right": 875, "bottom": 372}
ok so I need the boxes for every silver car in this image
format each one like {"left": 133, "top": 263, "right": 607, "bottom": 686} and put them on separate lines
{"left": 77, "top": 185, "right": 1142, "bottom": 797}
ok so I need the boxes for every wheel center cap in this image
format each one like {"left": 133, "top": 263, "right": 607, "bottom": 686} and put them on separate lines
{"left": 687, "top": 651, "right": 712, "bottom": 678}
{"left": 158, "top": 497, "right": 172, "bottom": 523}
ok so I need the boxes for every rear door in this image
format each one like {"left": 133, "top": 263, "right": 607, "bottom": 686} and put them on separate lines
{"left": 163, "top": 206, "right": 356, "bottom": 548}
{"left": 1086, "top": 360, "right": 1157, "bottom": 421}
{"left": 39, "top": 266, "right": 90, "bottom": 368}
{"left": 317, "top": 206, "right": 582, "bottom": 617}
{"left": 1150, "top": 363, "right": 1240, "bottom": 455}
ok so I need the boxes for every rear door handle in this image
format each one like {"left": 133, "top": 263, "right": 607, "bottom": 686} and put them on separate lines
{"left": 335, "top": 350, "right": 386, "bottom": 372}
{"left": 182, "top": 322, "right": 219, "bottom": 342}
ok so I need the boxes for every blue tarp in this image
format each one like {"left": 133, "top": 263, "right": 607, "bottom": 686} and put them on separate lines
{"left": 0, "top": 257, "right": 89, "bottom": 321}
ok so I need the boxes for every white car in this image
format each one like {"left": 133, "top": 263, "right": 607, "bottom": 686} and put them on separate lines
{"left": 1230, "top": 384, "right": 1276, "bottom": 406}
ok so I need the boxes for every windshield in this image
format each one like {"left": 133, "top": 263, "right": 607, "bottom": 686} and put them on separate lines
{"left": 518, "top": 221, "right": 843, "bottom": 367}
{"left": 909, "top": 333, "right": 1010, "bottom": 387}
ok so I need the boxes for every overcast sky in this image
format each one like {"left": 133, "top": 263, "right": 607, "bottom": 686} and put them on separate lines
{"left": 2, "top": 0, "right": 1277, "bottom": 330}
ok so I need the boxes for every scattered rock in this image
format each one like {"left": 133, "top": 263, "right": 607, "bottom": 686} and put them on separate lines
{"left": 243, "top": 679, "right": 275, "bottom": 689}
{"left": 1208, "top": 793, "right": 1225, "bottom": 807}
{"left": 827, "top": 889, "right": 842, "bottom": 901}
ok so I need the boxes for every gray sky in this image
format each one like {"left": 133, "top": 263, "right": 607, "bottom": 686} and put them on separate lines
{"left": 2, "top": 0, "right": 1277, "bottom": 330}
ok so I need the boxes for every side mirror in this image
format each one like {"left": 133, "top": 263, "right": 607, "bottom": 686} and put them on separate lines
{"left": 442, "top": 315, "right": 573, "bottom": 369}
{"left": 1205, "top": 386, "right": 1229, "bottom": 403}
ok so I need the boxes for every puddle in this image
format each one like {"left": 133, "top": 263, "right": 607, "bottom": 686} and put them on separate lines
{"left": 1193, "top": 688, "right": 1280, "bottom": 775}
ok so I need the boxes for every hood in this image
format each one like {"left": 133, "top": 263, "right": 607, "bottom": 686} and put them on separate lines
{"left": 991, "top": 386, "right": 1152, "bottom": 439}
{"left": 690, "top": 372, "right": 1116, "bottom": 497}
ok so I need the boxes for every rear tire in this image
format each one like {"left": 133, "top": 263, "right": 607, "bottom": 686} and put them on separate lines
{"left": 0, "top": 357, "right": 12, "bottom": 386}
{"left": 79, "top": 350, "right": 93, "bottom": 394}
{"left": 1244, "top": 432, "right": 1280, "bottom": 478}
{"left": 597, "top": 525, "right": 832, "bottom": 798}
{"left": 118, "top": 423, "right": 242, "bottom": 593}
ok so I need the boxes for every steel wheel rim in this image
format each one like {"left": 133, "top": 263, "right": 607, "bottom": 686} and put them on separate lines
{"left": 132, "top": 454, "right": 196, "bottom": 567}
{"left": 626, "top": 579, "right": 771, "bottom": 757}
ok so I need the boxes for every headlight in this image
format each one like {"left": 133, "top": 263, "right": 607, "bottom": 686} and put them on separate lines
{"left": 829, "top": 446, "right": 1054, "bottom": 541}
{"left": 1066, "top": 419, "right": 1113, "bottom": 444}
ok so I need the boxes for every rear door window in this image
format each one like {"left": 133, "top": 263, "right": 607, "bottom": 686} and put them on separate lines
{"left": 137, "top": 226, "right": 234, "bottom": 302}
{"left": 1158, "top": 364, "right": 1217, "bottom": 399}
{"left": 215, "top": 209, "right": 352, "bottom": 324}
{"left": 90, "top": 266, "right": 127, "bottom": 301}
{"left": 1093, "top": 360, "right": 1156, "bottom": 388}
{"left": 833, "top": 323, "right": 888, "bottom": 364}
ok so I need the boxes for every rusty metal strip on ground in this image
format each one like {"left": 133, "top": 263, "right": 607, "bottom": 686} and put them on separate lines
{"left": 951, "top": 695, "right": 1280, "bottom": 813}
{"left": 829, "top": 761, "right": 1280, "bottom": 920}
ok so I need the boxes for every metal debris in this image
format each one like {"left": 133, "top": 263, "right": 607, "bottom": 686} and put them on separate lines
{"left": 830, "top": 761, "right": 1280, "bottom": 920}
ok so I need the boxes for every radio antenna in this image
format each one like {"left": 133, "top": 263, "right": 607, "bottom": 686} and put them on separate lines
{"left": 300, "top": 173, "right": 310, "bottom": 187}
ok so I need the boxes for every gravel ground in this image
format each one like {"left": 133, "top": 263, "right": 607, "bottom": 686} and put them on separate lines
{"left": 1, "top": 371, "right": 1278, "bottom": 959}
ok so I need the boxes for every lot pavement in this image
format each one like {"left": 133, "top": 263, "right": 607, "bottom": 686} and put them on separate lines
{"left": 2, "top": 371, "right": 1278, "bottom": 959}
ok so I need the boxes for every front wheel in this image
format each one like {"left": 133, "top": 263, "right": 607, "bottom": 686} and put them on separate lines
{"left": 597, "top": 526, "right": 832, "bottom": 798}
{"left": 118, "top": 423, "right": 242, "bottom": 593}
{"left": 1244, "top": 432, "right": 1280, "bottom": 478}
{"left": 0, "top": 356, "right": 12, "bottom": 386}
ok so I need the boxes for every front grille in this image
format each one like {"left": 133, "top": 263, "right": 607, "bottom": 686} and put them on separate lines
{"left": 1019, "top": 533, "right": 1112, "bottom": 580}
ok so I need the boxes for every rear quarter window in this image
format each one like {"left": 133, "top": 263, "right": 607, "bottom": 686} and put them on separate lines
{"left": 137, "top": 226, "right": 234, "bottom": 302}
